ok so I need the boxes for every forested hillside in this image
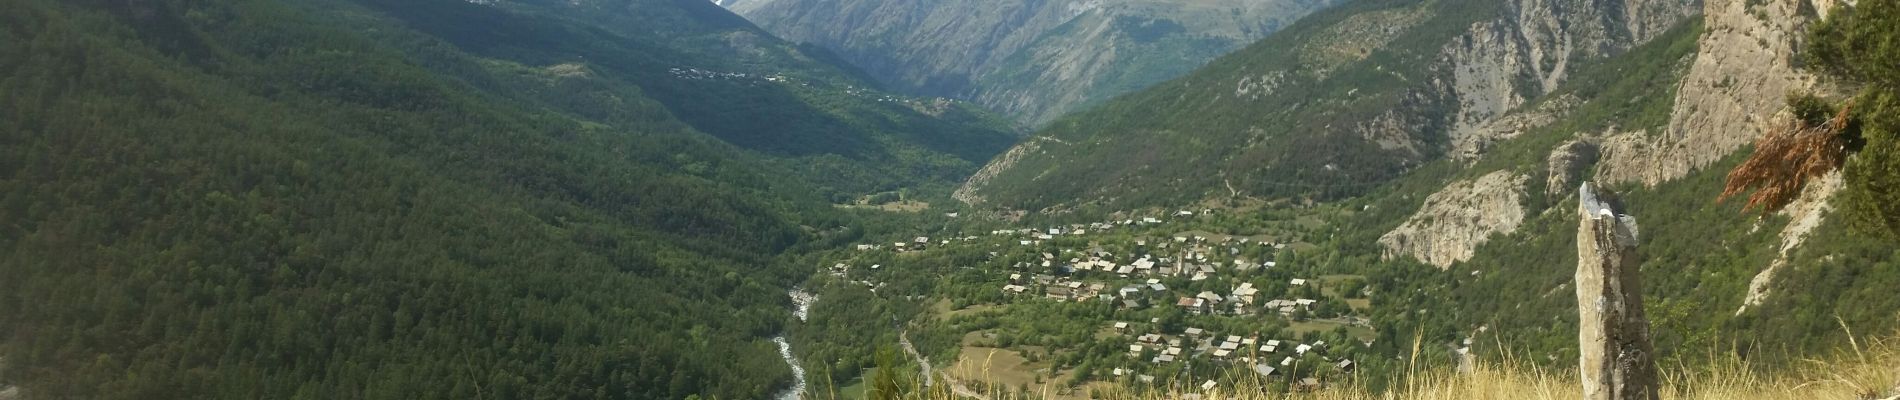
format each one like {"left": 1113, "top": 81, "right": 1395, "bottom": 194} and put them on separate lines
{"left": 365, "top": 0, "right": 1021, "bottom": 200}
{"left": 0, "top": 0, "right": 1001, "bottom": 398}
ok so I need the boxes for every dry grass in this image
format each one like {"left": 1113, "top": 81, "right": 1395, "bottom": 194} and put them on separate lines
{"left": 1292, "top": 331, "right": 1899, "bottom": 400}
{"left": 867, "top": 330, "right": 1900, "bottom": 400}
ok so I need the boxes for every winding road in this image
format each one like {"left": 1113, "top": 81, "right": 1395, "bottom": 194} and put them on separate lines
{"left": 898, "top": 330, "right": 989, "bottom": 400}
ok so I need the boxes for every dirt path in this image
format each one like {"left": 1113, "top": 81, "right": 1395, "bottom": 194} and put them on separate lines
{"left": 899, "top": 330, "right": 989, "bottom": 400}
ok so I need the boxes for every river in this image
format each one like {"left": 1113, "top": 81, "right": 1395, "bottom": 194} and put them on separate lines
{"left": 773, "top": 289, "right": 817, "bottom": 400}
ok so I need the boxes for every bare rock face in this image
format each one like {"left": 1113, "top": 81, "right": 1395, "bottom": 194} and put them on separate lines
{"left": 1737, "top": 170, "right": 1844, "bottom": 314}
{"left": 1596, "top": 0, "right": 1824, "bottom": 186}
{"left": 1546, "top": 139, "right": 1601, "bottom": 196}
{"left": 1380, "top": 170, "right": 1530, "bottom": 269}
{"left": 954, "top": 137, "right": 1053, "bottom": 205}
{"left": 1575, "top": 183, "right": 1659, "bottom": 400}
{"left": 1456, "top": 95, "right": 1580, "bottom": 161}
{"left": 1440, "top": 0, "right": 1699, "bottom": 158}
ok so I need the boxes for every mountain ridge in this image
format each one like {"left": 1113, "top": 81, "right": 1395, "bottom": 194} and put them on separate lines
{"left": 729, "top": 0, "right": 1340, "bottom": 125}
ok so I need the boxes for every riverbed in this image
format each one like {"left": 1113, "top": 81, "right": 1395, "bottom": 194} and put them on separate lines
{"left": 773, "top": 289, "right": 817, "bottom": 400}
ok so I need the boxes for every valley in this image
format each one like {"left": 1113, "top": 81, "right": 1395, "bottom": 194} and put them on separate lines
{"left": 0, "top": 0, "right": 1896, "bottom": 399}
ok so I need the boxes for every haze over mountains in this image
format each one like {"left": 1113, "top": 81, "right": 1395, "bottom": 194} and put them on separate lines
{"left": 725, "top": 0, "right": 1339, "bottom": 125}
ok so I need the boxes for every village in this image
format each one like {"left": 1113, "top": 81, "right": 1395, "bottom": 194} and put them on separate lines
{"left": 814, "top": 209, "right": 1377, "bottom": 398}
{"left": 667, "top": 67, "right": 939, "bottom": 104}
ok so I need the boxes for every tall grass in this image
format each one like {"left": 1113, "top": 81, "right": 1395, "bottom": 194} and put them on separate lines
{"left": 852, "top": 329, "right": 1900, "bottom": 400}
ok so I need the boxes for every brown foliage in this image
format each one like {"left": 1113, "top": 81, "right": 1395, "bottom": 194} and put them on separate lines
{"left": 1720, "top": 104, "right": 1853, "bottom": 214}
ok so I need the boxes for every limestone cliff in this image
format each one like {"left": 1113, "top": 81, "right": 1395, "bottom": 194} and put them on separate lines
{"left": 1595, "top": 0, "right": 1831, "bottom": 186}
{"left": 1380, "top": 171, "right": 1531, "bottom": 269}
{"left": 1439, "top": 0, "right": 1697, "bottom": 160}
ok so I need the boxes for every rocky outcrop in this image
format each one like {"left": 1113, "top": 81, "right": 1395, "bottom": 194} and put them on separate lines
{"left": 1440, "top": 0, "right": 1699, "bottom": 157}
{"left": 954, "top": 137, "right": 1054, "bottom": 205}
{"left": 1547, "top": 139, "right": 1602, "bottom": 196}
{"left": 1457, "top": 95, "right": 1580, "bottom": 161}
{"left": 1575, "top": 183, "right": 1659, "bottom": 400}
{"left": 1595, "top": 0, "right": 1824, "bottom": 186}
{"left": 1380, "top": 170, "right": 1531, "bottom": 269}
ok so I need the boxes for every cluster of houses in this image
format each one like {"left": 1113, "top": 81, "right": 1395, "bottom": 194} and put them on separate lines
{"left": 999, "top": 257, "right": 1323, "bottom": 318}
{"left": 666, "top": 67, "right": 782, "bottom": 83}
{"left": 1112, "top": 323, "right": 1355, "bottom": 390}
{"left": 824, "top": 208, "right": 1375, "bottom": 394}
{"left": 665, "top": 67, "right": 935, "bottom": 104}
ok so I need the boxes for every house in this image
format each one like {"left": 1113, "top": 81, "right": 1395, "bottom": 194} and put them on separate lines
{"left": 1295, "top": 344, "right": 1313, "bottom": 354}
{"left": 1231, "top": 283, "right": 1259, "bottom": 303}
{"left": 1335, "top": 359, "right": 1356, "bottom": 372}
{"left": 1176, "top": 297, "right": 1204, "bottom": 312}
{"left": 1218, "top": 342, "right": 1240, "bottom": 351}
{"left": 1260, "top": 345, "right": 1277, "bottom": 353}
{"left": 1212, "top": 349, "right": 1231, "bottom": 358}
{"left": 1123, "top": 299, "right": 1142, "bottom": 309}
{"left": 1113, "top": 322, "right": 1129, "bottom": 330}
{"left": 1184, "top": 328, "right": 1204, "bottom": 336}
{"left": 1196, "top": 291, "right": 1225, "bottom": 304}
{"left": 1201, "top": 380, "right": 1217, "bottom": 391}
{"left": 1290, "top": 278, "right": 1308, "bottom": 286}
{"left": 1253, "top": 364, "right": 1278, "bottom": 377}
{"left": 1281, "top": 356, "right": 1295, "bottom": 366}
{"left": 1129, "top": 344, "right": 1145, "bottom": 355}
{"left": 1225, "top": 335, "right": 1243, "bottom": 343}
{"left": 1002, "top": 285, "right": 1028, "bottom": 294}
{"left": 1298, "top": 378, "right": 1321, "bottom": 391}
{"left": 856, "top": 244, "right": 877, "bottom": 251}
{"left": 1154, "top": 354, "right": 1176, "bottom": 363}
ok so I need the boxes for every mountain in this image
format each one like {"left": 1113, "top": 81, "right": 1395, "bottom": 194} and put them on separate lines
{"left": 0, "top": 0, "right": 1015, "bottom": 398}
{"left": 956, "top": 0, "right": 1699, "bottom": 212}
{"left": 726, "top": 0, "right": 1341, "bottom": 126}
